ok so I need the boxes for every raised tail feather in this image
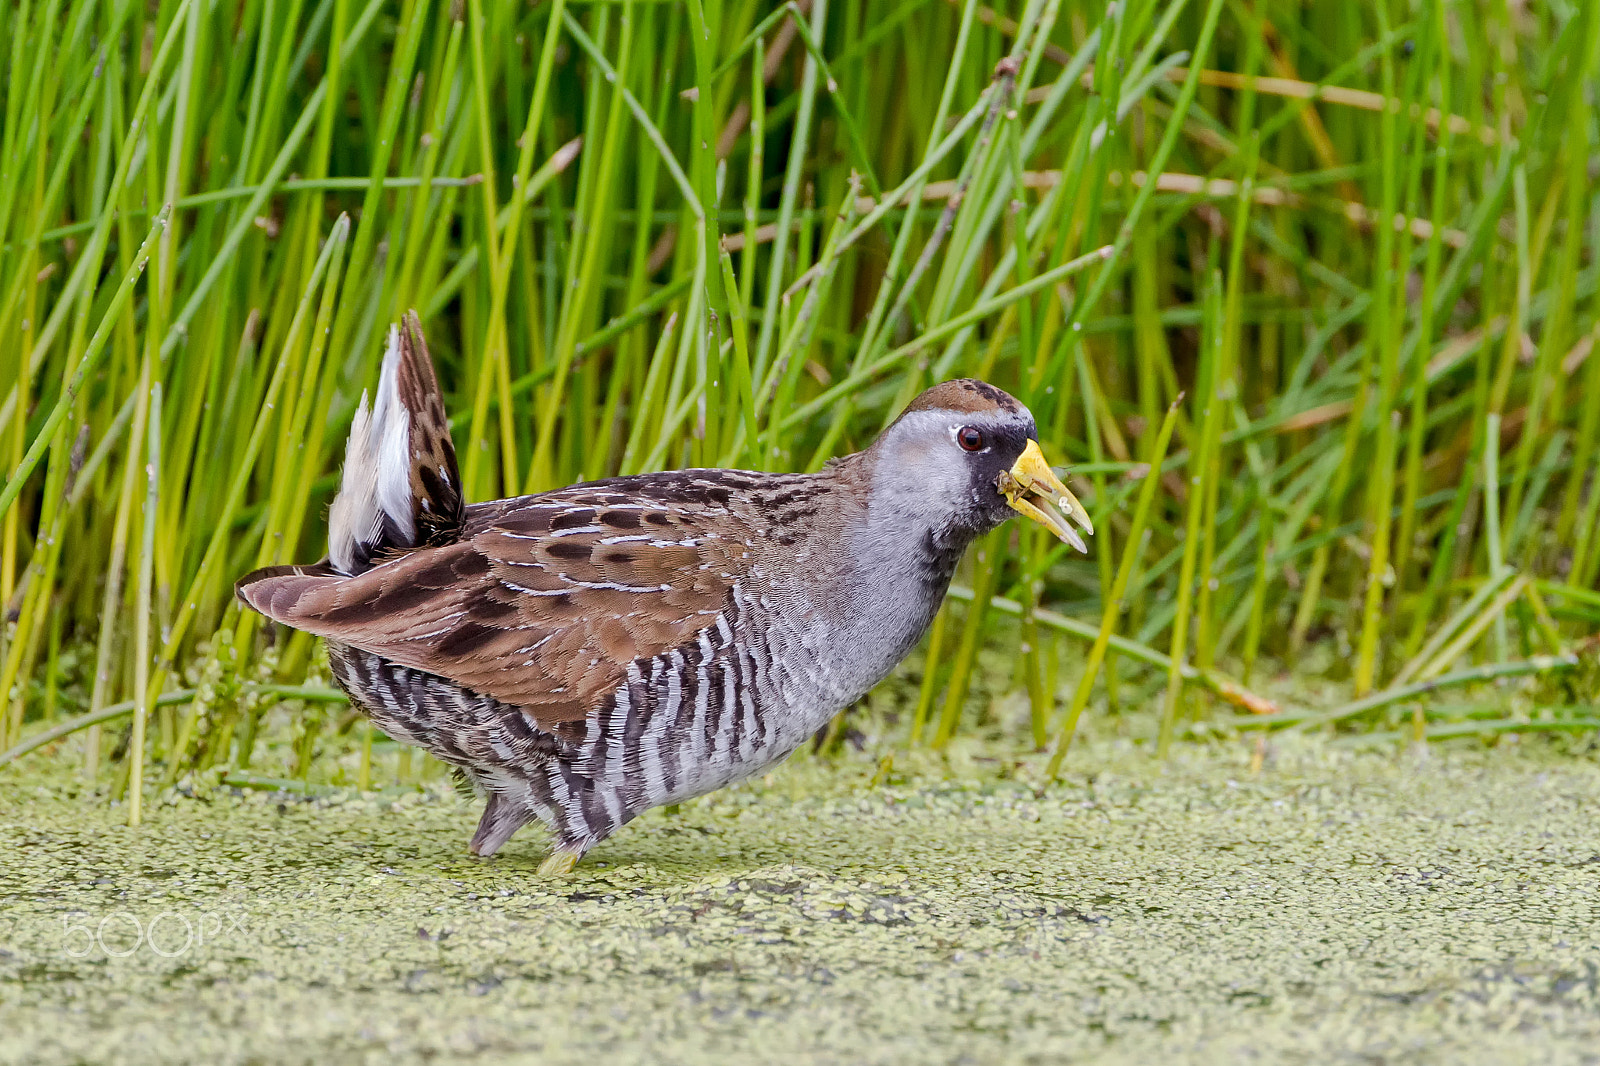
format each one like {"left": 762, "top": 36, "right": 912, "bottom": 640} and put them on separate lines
{"left": 237, "top": 311, "right": 462, "bottom": 620}
{"left": 328, "top": 310, "right": 463, "bottom": 574}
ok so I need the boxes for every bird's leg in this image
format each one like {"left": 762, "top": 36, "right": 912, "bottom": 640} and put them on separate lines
{"left": 537, "top": 845, "right": 584, "bottom": 877}
{"left": 468, "top": 793, "right": 536, "bottom": 857}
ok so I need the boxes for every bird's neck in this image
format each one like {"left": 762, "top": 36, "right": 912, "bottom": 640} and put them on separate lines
{"left": 816, "top": 453, "right": 977, "bottom": 668}
{"left": 849, "top": 500, "right": 971, "bottom": 612}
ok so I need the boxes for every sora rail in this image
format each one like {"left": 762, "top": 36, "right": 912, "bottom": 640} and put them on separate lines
{"left": 238, "top": 313, "right": 1093, "bottom": 873}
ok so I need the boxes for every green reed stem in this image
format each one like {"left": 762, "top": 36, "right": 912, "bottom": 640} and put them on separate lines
{"left": 1049, "top": 397, "right": 1180, "bottom": 777}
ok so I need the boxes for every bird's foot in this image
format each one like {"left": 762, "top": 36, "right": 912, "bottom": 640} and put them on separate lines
{"left": 537, "top": 846, "right": 582, "bottom": 877}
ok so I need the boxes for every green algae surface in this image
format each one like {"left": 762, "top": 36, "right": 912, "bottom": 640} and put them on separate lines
{"left": 3, "top": 738, "right": 1599, "bottom": 1064}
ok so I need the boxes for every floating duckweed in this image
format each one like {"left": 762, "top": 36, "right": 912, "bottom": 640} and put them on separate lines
{"left": 2, "top": 735, "right": 1598, "bottom": 1063}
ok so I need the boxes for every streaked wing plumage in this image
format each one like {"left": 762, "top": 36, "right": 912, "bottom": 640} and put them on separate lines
{"left": 241, "top": 476, "right": 753, "bottom": 729}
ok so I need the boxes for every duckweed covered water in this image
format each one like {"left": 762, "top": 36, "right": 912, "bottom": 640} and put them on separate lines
{"left": 3, "top": 736, "right": 1598, "bottom": 1064}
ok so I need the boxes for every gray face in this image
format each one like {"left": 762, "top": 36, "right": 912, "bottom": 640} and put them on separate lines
{"left": 866, "top": 406, "right": 1042, "bottom": 542}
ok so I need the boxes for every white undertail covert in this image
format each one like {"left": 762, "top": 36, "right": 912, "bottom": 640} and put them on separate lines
{"left": 327, "top": 327, "right": 416, "bottom": 574}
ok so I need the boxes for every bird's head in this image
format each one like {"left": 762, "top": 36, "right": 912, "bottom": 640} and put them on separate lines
{"left": 865, "top": 379, "right": 1094, "bottom": 552}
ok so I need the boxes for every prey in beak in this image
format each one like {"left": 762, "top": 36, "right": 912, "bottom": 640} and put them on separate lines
{"left": 998, "top": 439, "right": 1095, "bottom": 553}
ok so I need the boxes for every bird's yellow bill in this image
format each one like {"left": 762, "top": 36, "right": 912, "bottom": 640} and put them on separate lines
{"left": 1000, "top": 439, "right": 1094, "bottom": 553}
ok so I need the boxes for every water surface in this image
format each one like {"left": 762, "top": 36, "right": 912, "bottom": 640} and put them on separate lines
{"left": 3, "top": 737, "right": 1598, "bottom": 1064}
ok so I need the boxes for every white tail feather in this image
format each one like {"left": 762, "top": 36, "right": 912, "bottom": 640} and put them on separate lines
{"left": 328, "top": 327, "right": 416, "bottom": 574}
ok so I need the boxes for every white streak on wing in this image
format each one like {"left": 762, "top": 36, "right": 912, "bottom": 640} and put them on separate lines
{"left": 499, "top": 580, "right": 573, "bottom": 596}
{"left": 514, "top": 634, "right": 555, "bottom": 655}
{"left": 395, "top": 608, "right": 469, "bottom": 641}
{"left": 563, "top": 579, "right": 671, "bottom": 594}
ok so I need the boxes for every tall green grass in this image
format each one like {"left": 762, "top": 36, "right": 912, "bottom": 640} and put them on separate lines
{"left": 2, "top": 0, "right": 1599, "bottom": 798}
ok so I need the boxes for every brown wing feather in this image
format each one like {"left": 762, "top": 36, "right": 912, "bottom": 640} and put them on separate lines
{"left": 242, "top": 480, "right": 753, "bottom": 729}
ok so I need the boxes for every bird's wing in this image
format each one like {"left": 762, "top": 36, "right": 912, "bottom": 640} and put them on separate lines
{"left": 240, "top": 476, "right": 756, "bottom": 729}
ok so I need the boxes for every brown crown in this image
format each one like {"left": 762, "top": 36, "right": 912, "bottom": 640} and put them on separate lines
{"left": 898, "top": 378, "right": 1026, "bottom": 419}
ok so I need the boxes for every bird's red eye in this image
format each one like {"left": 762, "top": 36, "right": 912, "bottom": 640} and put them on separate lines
{"left": 958, "top": 427, "right": 985, "bottom": 452}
